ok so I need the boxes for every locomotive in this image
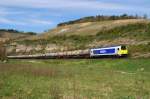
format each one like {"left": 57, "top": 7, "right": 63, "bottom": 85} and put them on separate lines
{"left": 90, "top": 45, "right": 128, "bottom": 58}
{"left": 8, "top": 45, "right": 128, "bottom": 59}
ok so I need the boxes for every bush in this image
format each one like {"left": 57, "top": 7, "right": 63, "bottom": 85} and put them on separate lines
{"left": 96, "top": 23, "right": 149, "bottom": 40}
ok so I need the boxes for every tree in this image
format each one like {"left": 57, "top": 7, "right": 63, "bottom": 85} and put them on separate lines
{"left": 26, "top": 32, "right": 37, "bottom": 35}
{"left": 0, "top": 42, "right": 7, "bottom": 62}
{"left": 143, "top": 14, "right": 148, "bottom": 19}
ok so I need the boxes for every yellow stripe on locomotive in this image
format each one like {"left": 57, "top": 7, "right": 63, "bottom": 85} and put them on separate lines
{"left": 117, "top": 46, "right": 128, "bottom": 56}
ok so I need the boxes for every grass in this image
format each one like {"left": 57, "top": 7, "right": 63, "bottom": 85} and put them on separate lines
{"left": 0, "top": 59, "right": 150, "bottom": 99}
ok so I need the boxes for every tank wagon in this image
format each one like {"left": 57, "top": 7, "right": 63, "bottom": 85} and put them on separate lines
{"left": 8, "top": 45, "right": 128, "bottom": 59}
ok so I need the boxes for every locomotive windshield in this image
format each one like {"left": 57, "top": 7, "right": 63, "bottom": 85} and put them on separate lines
{"left": 121, "top": 46, "right": 126, "bottom": 50}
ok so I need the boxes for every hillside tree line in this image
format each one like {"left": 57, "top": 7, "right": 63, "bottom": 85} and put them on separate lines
{"left": 0, "top": 29, "right": 37, "bottom": 35}
{"left": 58, "top": 14, "right": 146, "bottom": 26}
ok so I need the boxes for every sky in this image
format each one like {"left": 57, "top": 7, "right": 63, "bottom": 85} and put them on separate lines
{"left": 0, "top": 0, "right": 150, "bottom": 33}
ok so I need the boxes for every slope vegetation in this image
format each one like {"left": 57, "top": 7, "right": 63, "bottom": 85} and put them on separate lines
{"left": 6, "top": 19, "right": 150, "bottom": 58}
{"left": 41, "top": 19, "right": 147, "bottom": 37}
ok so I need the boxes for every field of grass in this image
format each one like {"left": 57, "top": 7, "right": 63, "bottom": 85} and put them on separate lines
{"left": 0, "top": 59, "right": 150, "bottom": 99}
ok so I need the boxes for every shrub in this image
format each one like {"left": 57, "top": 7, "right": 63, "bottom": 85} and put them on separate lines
{"left": 96, "top": 23, "right": 149, "bottom": 40}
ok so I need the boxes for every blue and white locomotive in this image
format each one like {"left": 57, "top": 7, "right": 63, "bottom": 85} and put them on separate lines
{"left": 90, "top": 45, "right": 128, "bottom": 57}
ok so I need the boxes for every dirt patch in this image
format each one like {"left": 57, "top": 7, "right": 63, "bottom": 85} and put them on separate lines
{"left": 132, "top": 53, "right": 150, "bottom": 58}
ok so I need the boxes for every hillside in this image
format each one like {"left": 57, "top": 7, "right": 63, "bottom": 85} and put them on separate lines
{"left": 41, "top": 19, "right": 148, "bottom": 37}
{"left": 5, "top": 18, "right": 150, "bottom": 58}
{"left": 0, "top": 29, "right": 36, "bottom": 42}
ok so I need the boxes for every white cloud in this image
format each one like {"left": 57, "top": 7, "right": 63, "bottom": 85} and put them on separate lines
{"left": 0, "top": 17, "right": 52, "bottom": 26}
{"left": 27, "top": 19, "right": 52, "bottom": 25}
{"left": 0, "top": 8, "right": 25, "bottom": 17}
{"left": 0, "top": 0, "right": 149, "bottom": 15}
{"left": 0, "top": 17, "right": 13, "bottom": 23}
{"left": 0, "top": 0, "right": 149, "bottom": 14}
{"left": 0, "top": 7, "right": 53, "bottom": 26}
{"left": 0, "top": 0, "right": 127, "bottom": 10}
{"left": 0, "top": 17, "right": 26, "bottom": 25}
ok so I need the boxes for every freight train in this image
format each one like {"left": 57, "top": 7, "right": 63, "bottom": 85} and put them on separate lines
{"left": 7, "top": 45, "right": 128, "bottom": 59}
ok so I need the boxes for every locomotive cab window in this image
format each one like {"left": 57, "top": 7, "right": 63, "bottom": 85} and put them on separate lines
{"left": 121, "top": 46, "right": 126, "bottom": 50}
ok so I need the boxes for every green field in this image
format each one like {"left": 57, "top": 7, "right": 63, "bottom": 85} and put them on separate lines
{"left": 0, "top": 59, "right": 150, "bottom": 99}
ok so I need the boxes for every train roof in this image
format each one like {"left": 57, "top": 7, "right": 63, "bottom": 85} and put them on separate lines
{"left": 91, "top": 45, "right": 122, "bottom": 50}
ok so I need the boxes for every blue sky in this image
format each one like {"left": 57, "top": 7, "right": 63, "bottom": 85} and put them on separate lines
{"left": 0, "top": 0, "right": 150, "bottom": 33}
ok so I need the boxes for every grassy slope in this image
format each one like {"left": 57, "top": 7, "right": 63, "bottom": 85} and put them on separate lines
{"left": 16, "top": 19, "right": 150, "bottom": 57}
{"left": 43, "top": 19, "right": 148, "bottom": 36}
{"left": 0, "top": 59, "right": 150, "bottom": 99}
{"left": 0, "top": 31, "right": 35, "bottom": 42}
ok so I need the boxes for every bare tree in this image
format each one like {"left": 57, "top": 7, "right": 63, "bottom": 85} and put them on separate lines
{"left": 143, "top": 14, "right": 148, "bottom": 19}
{"left": 0, "top": 42, "right": 7, "bottom": 62}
